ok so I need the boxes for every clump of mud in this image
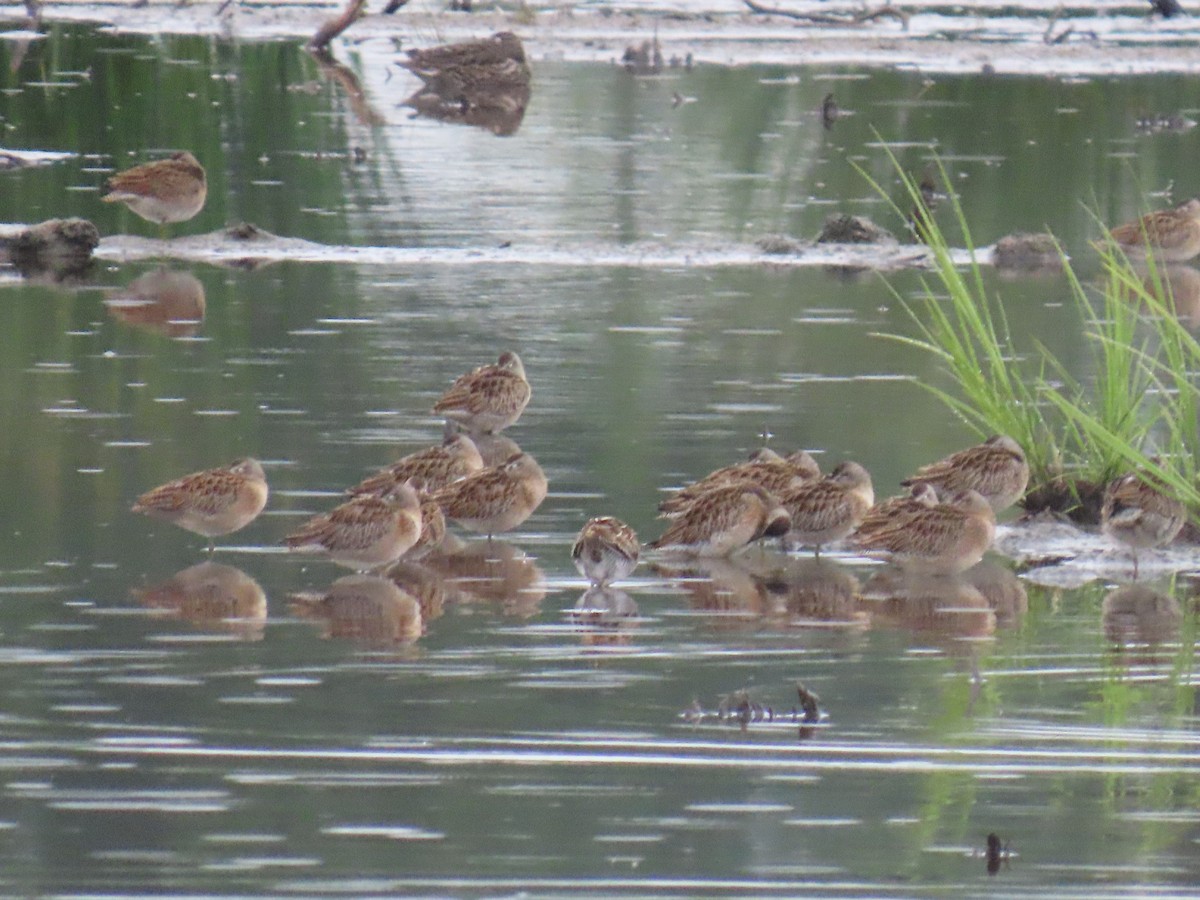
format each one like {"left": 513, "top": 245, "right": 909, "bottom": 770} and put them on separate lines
{"left": 993, "top": 232, "right": 1062, "bottom": 272}
{"left": 1021, "top": 476, "right": 1105, "bottom": 525}
{"left": 0, "top": 218, "right": 100, "bottom": 281}
{"left": 817, "top": 214, "right": 897, "bottom": 246}
{"left": 755, "top": 234, "right": 806, "bottom": 255}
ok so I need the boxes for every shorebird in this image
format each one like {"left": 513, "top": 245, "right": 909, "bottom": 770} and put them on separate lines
{"left": 407, "top": 494, "right": 448, "bottom": 560}
{"left": 572, "top": 516, "right": 640, "bottom": 587}
{"left": 649, "top": 483, "right": 790, "bottom": 557}
{"left": 778, "top": 461, "right": 874, "bottom": 557}
{"left": 348, "top": 432, "right": 484, "bottom": 498}
{"left": 402, "top": 32, "right": 527, "bottom": 74}
{"left": 432, "top": 351, "right": 531, "bottom": 434}
{"left": 102, "top": 151, "right": 207, "bottom": 227}
{"left": 854, "top": 489, "right": 997, "bottom": 574}
{"left": 658, "top": 448, "right": 820, "bottom": 517}
{"left": 863, "top": 482, "right": 940, "bottom": 526}
{"left": 902, "top": 435, "right": 1029, "bottom": 513}
{"left": 1107, "top": 198, "right": 1200, "bottom": 263}
{"left": 284, "top": 482, "right": 423, "bottom": 571}
{"left": 431, "top": 451, "right": 547, "bottom": 537}
{"left": 132, "top": 457, "right": 268, "bottom": 553}
{"left": 1101, "top": 470, "right": 1186, "bottom": 577}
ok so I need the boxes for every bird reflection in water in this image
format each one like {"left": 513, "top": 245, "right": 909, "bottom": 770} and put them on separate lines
{"left": 385, "top": 559, "right": 448, "bottom": 625}
{"left": 861, "top": 566, "right": 997, "bottom": 643}
{"left": 423, "top": 539, "right": 546, "bottom": 617}
{"left": 1142, "top": 265, "right": 1200, "bottom": 329}
{"left": 767, "top": 557, "right": 868, "bottom": 630}
{"left": 569, "top": 586, "right": 639, "bottom": 648}
{"left": 290, "top": 574, "right": 422, "bottom": 647}
{"left": 1101, "top": 583, "right": 1182, "bottom": 663}
{"left": 132, "top": 561, "right": 266, "bottom": 641}
{"left": 652, "top": 556, "right": 780, "bottom": 625}
{"left": 104, "top": 268, "right": 206, "bottom": 338}
{"left": 963, "top": 561, "right": 1027, "bottom": 630}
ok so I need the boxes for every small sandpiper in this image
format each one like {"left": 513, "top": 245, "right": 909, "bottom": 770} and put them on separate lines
{"left": 431, "top": 451, "right": 547, "bottom": 537}
{"left": 432, "top": 351, "right": 531, "bottom": 434}
{"left": 348, "top": 431, "right": 484, "bottom": 498}
{"left": 132, "top": 457, "right": 268, "bottom": 553}
{"left": 1107, "top": 198, "right": 1200, "bottom": 263}
{"left": 1101, "top": 469, "right": 1186, "bottom": 577}
{"left": 854, "top": 489, "right": 997, "bottom": 574}
{"left": 778, "top": 461, "right": 874, "bottom": 557}
{"left": 649, "top": 483, "right": 790, "bottom": 557}
{"left": 284, "top": 482, "right": 423, "bottom": 571}
{"left": 572, "top": 516, "right": 640, "bottom": 587}
{"left": 902, "top": 435, "right": 1029, "bottom": 513}
{"left": 102, "top": 151, "right": 207, "bottom": 226}
{"left": 659, "top": 448, "right": 820, "bottom": 517}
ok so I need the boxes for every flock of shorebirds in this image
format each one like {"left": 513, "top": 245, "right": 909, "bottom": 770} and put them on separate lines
{"left": 98, "top": 31, "right": 1191, "bottom": 587}
{"left": 131, "top": 349, "right": 1185, "bottom": 585}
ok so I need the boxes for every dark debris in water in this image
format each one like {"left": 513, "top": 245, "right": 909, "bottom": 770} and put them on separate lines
{"left": 682, "top": 682, "right": 823, "bottom": 734}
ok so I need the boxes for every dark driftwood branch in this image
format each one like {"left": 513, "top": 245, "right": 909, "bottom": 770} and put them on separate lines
{"left": 307, "top": 46, "right": 387, "bottom": 126}
{"left": 743, "top": 0, "right": 909, "bottom": 27}
{"left": 308, "top": 0, "right": 367, "bottom": 52}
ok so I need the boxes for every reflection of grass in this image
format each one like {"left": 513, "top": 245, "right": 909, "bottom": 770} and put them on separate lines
{"left": 860, "top": 146, "right": 1200, "bottom": 517}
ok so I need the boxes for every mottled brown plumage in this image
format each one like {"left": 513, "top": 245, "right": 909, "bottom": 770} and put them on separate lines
{"left": 132, "top": 457, "right": 268, "bottom": 551}
{"left": 1108, "top": 198, "right": 1200, "bottom": 263}
{"left": 650, "top": 483, "right": 790, "bottom": 557}
{"left": 902, "top": 435, "right": 1029, "bottom": 512}
{"left": 102, "top": 151, "right": 207, "bottom": 225}
{"left": 854, "top": 489, "right": 996, "bottom": 574}
{"left": 658, "top": 448, "right": 820, "bottom": 517}
{"left": 779, "top": 461, "right": 874, "bottom": 556}
{"left": 403, "top": 31, "right": 527, "bottom": 74}
{"left": 1101, "top": 470, "right": 1186, "bottom": 576}
{"left": 572, "top": 516, "right": 640, "bottom": 586}
{"left": 432, "top": 351, "right": 531, "bottom": 434}
{"left": 859, "top": 483, "right": 940, "bottom": 532}
{"left": 348, "top": 433, "right": 484, "bottom": 498}
{"left": 431, "top": 451, "right": 547, "bottom": 536}
{"left": 284, "top": 482, "right": 423, "bottom": 571}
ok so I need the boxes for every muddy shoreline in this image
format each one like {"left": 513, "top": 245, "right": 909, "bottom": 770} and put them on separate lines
{"left": 7, "top": 0, "right": 1200, "bottom": 75}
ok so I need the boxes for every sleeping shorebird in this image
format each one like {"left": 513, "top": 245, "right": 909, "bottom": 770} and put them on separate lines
{"left": 102, "top": 151, "right": 207, "bottom": 227}
{"left": 432, "top": 351, "right": 531, "bottom": 434}
{"left": 778, "top": 461, "right": 874, "bottom": 557}
{"left": 402, "top": 31, "right": 527, "bottom": 74}
{"left": 572, "top": 516, "right": 640, "bottom": 587}
{"left": 1101, "top": 470, "right": 1186, "bottom": 577}
{"left": 348, "top": 432, "right": 484, "bottom": 498}
{"left": 658, "top": 448, "right": 820, "bottom": 517}
{"left": 902, "top": 435, "right": 1029, "bottom": 513}
{"left": 854, "top": 489, "right": 996, "bottom": 574}
{"left": 431, "top": 451, "right": 547, "bottom": 537}
{"left": 284, "top": 482, "right": 423, "bottom": 571}
{"left": 1107, "top": 198, "right": 1200, "bottom": 263}
{"left": 649, "top": 483, "right": 790, "bottom": 557}
{"left": 863, "top": 482, "right": 940, "bottom": 526}
{"left": 132, "top": 457, "right": 268, "bottom": 553}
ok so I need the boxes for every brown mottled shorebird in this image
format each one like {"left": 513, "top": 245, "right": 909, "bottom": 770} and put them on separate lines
{"left": 132, "top": 457, "right": 268, "bottom": 553}
{"left": 431, "top": 451, "right": 547, "bottom": 537}
{"left": 572, "top": 516, "right": 640, "bottom": 586}
{"left": 407, "top": 494, "right": 448, "bottom": 560}
{"left": 348, "top": 432, "right": 484, "bottom": 498}
{"left": 778, "top": 461, "right": 874, "bottom": 557}
{"left": 402, "top": 31, "right": 527, "bottom": 74}
{"left": 854, "top": 489, "right": 997, "bottom": 574}
{"left": 1107, "top": 198, "right": 1200, "bottom": 263}
{"left": 649, "top": 483, "right": 790, "bottom": 557}
{"left": 658, "top": 448, "right": 820, "bottom": 517}
{"left": 860, "top": 483, "right": 940, "bottom": 529}
{"left": 432, "top": 351, "right": 531, "bottom": 434}
{"left": 902, "top": 435, "right": 1029, "bottom": 513}
{"left": 102, "top": 151, "right": 207, "bottom": 226}
{"left": 284, "top": 482, "right": 423, "bottom": 571}
{"left": 1101, "top": 470, "right": 1186, "bottom": 577}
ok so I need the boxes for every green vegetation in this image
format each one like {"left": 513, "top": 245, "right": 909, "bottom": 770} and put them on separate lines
{"left": 863, "top": 150, "right": 1200, "bottom": 519}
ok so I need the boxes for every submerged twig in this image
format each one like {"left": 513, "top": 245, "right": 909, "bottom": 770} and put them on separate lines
{"left": 743, "top": 0, "right": 909, "bottom": 28}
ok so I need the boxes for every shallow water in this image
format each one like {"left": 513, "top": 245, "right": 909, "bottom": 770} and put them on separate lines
{"left": 0, "top": 25, "right": 1198, "bottom": 898}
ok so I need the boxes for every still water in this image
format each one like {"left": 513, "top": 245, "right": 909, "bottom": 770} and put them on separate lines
{"left": 0, "top": 24, "right": 1197, "bottom": 897}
